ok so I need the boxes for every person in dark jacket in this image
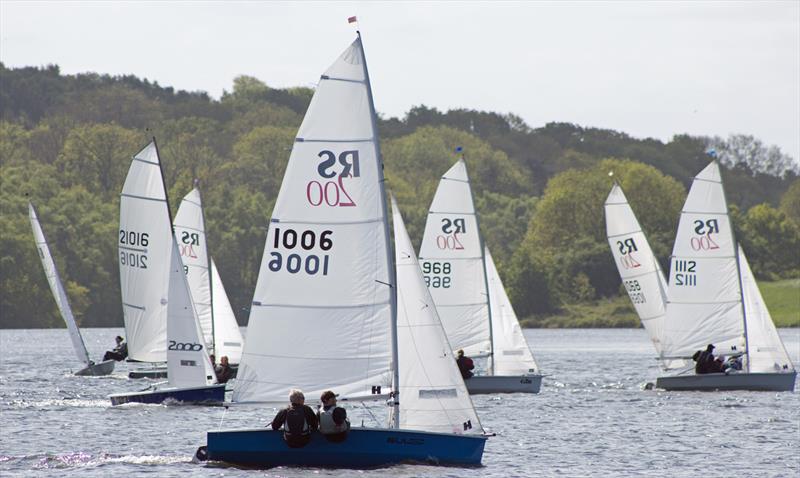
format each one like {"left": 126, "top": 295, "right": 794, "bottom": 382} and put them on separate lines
{"left": 456, "top": 349, "right": 474, "bottom": 380}
{"left": 317, "top": 390, "right": 350, "bottom": 442}
{"left": 695, "top": 344, "right": 723, "bottom": 374}
{"left": 271, "top": 389, "right": 319, "bottom": 448}
{"left": 215, "top": 355, "right": 234, "bottom": 384}
{"left": 103, "top": 336, "right": 128, "bottom": 361}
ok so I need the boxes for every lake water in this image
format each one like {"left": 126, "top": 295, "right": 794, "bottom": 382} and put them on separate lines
{"left": 1, "top": 328, "right": 798, "bottom": 477}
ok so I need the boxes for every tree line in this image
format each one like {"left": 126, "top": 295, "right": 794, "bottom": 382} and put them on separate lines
{"left": 1, "top": 63, "right": 798, "bottom": 328}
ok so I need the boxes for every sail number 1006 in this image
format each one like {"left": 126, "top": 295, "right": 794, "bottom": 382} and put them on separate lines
{"left": 269, "top": 228, "right": 333, "bottom": 276}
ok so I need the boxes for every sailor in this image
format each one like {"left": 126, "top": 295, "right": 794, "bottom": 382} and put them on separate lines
{"left": 215, "top": 355, "right": 234, "bottom": 384}
{"left": 102, "top": 336, "right": 128, "bottom": 362}
{"left": 696, "top": 344, "right": 722, "bottom": 374}
{"left": 456, "top": 349, "right": 474, "bottom": 380}
{"left": 317, "top": 390, "right": 350, "bottom": 442}
{"left": 270, "top": 389, "right": 318, "bottom": 448}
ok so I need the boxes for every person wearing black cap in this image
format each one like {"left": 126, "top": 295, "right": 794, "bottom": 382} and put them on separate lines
{"left": 317, "top": 390, "right": 350, "bottom": 442}
{"left": 103, "top": 336, "right": 128, "bottom": 361}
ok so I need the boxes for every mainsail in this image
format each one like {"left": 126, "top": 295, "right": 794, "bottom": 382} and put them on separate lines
{"left": 166, "top": 238, "right": 218, "bottom": 389}
{"left": 662, "top": 161, "right": 745, "bottom": 360}
{"left": 118, "top": 141, "right": 170, "bottom": 363}
{"left": 604, "top": 183, "right": 685, "bottom": 370}
{"left": 29, "top": 203, "right": 91, "bottom": 366}
{"left": 485, "top": 248, "right": 539, "bottom": 376}
{"left": 173, "top": 187, "right": 244, "bottom": 363}
{"left": 233, "top": 37, "right": 394, "bottom": 404}
{"left": 419, "top": 159, "right": 492, "bottom": 359}
{"left": 392, "top": 196, "right": 483, "bottom": 434}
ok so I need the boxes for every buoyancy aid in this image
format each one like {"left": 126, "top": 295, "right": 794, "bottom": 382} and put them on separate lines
{"left": 318, "top": 405, "right": 349, "bottom": 435}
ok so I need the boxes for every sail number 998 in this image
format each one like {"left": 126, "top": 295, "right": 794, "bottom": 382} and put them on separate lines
{"left": 269, "top": 228, "right": 333, "bottom": 276}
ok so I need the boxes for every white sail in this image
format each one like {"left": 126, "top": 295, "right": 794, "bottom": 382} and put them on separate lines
{"left": 210, "top": 258, "right": 244, "bottom": 364}
{"left": 739, "top": 246, "right": 795, "bottom": 373}
{"left": 419, "top": 159, "right": 491, "bottom": 358}
{"left": 166, "top": 238, "right": 217, "bottom": 388}
{"left": 29, "top": 203, "right": 91, "bottom": 366}
{"left": 234, "top": 38, "right": 393, "bottom": 403}
{"left": 484, "top": 248, "right": 539, "bottom": 376}
{"left": 604, "top": 183, "right": 687, "bottom": 370}
{"left": 662, "top": 161, "right": 745, "bottom": 361}
{"left": 392, "top": 196, "right": 483, "bottom": 435}
{"left": 118, "top": 141, "right": 170, "bottom": 363}
{"left": 173, "top": 188, "right": 213, "bottom": 349}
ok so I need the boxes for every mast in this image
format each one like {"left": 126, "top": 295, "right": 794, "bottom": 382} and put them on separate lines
{"left": 153, "top": 137, "right": 174, "bottom": 227}
{"left": 196, "top": 181, "right": 216, "bottom": 356}
{"left": 357, "top": 31, "right": 400, "bottom": 428}
{"left": 462, "top": 151, "right": 495, "bottom": 375}
{"left": 716, "top": 158, "right": 750, "bottom": 371}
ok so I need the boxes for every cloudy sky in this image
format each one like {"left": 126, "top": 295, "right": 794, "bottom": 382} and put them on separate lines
{"left": 2, "top": 1, "right": 798, "bottom": 160}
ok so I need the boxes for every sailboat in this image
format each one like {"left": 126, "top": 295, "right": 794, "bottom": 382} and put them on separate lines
{"left": 419, "top": 157, "right": 542, "bottom": 394}
{"left": 110, "top": 140, "right": 225, "bottom": 405}
{"left": 173, "top": 186, "right": 244, "bottom": 365}
{"left": 656, "top": 161, "right": 796, "bottom": 391}
{"left": 199, "top": 33, "right": 487, "bottom": 467}
{"left": 28, "top": 203, "right": 115, "bottom": 376}
{"left": 604, "top": 183, "right": 687, "bottom": 372}
{"left": 118, "top": 141, "right": 170, "bottom": 378}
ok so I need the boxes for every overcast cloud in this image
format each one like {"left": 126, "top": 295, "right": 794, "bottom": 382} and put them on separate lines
{"left": 1, "top": 1, "right": 798, "bottom": 161}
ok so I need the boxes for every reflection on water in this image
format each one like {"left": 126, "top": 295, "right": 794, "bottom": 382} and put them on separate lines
{"left": 1, "top": 327, "right": 798, "bottom": 477}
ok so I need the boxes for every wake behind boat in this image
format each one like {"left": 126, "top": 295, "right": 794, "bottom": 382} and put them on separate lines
{"left": 28, "top": 203, "right": 115, "bottom": 377}
{"left": 198, "top": 32, "right": 487, "bottom": 468}
{"left": 655, "top": 161, "right": 795, "bottom": 391}
{"left": 419, "top": 156, "right": 542, "bottom": 394}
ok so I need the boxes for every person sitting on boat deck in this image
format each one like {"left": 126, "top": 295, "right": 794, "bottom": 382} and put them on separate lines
{"left": 695, "top": 344, "right": 723, "bottom": 374}
{"left": 215, "top": 355, "right": 234, "bottom": 384}
{"left": 456, "top": 349, "right": 474, "bottom": 380}
{"left": 102, "top": 336, "right": 128, "bottom": 362}
{"left": 270, "top": 389, "right": 318, "bottom": 448}
{"left": 317, "top": 390, "right": 350, "bottom": 442}
{"left": 722, "top": 355, "right": 743, "bottom": 373}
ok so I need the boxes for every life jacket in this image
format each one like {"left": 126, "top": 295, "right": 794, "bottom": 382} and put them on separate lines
{"left": 283, "top": 405, "right": 310, "bottom": 437}
{"left": 318, "top": 405, "right": 349, "bottom": 435}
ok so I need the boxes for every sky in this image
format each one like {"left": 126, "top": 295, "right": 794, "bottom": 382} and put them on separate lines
{"left": 1, "top": 1, "right": 798, "bottom": 161}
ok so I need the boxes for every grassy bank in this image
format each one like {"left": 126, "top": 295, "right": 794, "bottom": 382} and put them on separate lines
{"left": 759, "top": 279, "right": 800, "bottom": 327}
{"left": 520, "top": 278, "right": 800, "bottom": 328}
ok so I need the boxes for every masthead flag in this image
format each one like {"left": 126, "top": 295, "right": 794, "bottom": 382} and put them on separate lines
{"left": 348, "top": 16, "right": 357, "bottom": 23}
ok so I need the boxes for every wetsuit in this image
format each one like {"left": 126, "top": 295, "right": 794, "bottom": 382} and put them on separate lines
{"left": 215, "top": 364, "right": 234, "bottom": 384}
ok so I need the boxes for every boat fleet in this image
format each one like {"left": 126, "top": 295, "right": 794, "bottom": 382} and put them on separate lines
{"left": 27, "top": 32, "right": 796, "bottom": 469}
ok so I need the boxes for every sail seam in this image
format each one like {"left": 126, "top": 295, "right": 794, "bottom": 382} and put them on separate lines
{"left": 295, "top": 137, "right": 373, "bottom": 143}
{"left": 122, "top": 302, "right": 146, "bottom": 310}
{"left": 607, "top": 230, "right": 643, "bottom": 239}
{"left": 270, "top": 218, "right": 383, "bottom": 226}
{"left": 120, "top": 193, "right": 167, "bottom": 203}
{"left": 251, "top": 301, "right": 391, "bottom": 310}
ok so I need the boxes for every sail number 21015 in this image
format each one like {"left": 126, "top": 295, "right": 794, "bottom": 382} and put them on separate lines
{"left": 269, "top": 228, "right": 333, "bottom": 276}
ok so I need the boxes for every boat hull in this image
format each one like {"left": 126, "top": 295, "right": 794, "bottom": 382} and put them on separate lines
{"left": 128, "top": 365, "right": 168, "bottom": 379}
{"left": 109, "top": 384, "right": 226, "bottom": 406}
{"left": 655, "top": 371, "right": 796, "bottom": 392}
{"left": 128, "top": 364, "right": 238, "bottom": 379}
{"left": 74, "top": 360, "right": 115, "bottom": 376}
{"left": 465, "top": 374, "right": 542, "bottom": 394}
{"left": 204, "top": 427, "right": 487, "bottom": 468}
